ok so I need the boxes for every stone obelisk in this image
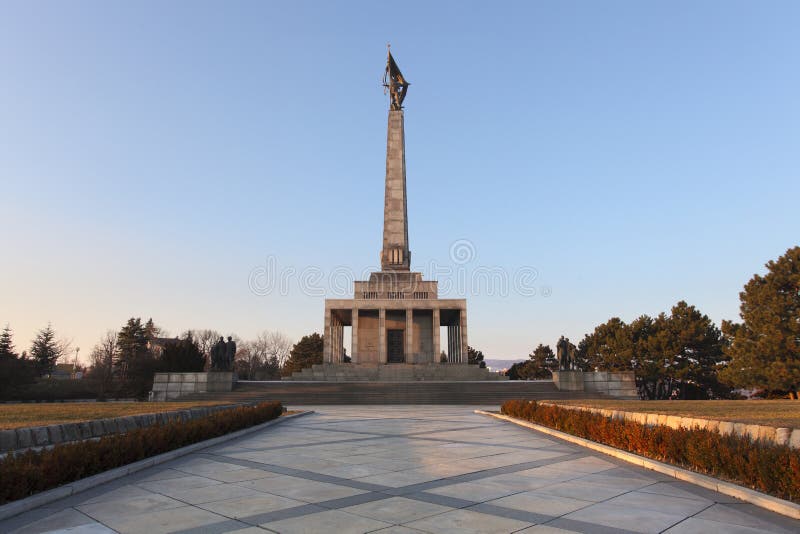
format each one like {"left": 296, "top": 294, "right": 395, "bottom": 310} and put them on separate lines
{"left": 381, "top": 110, "right": 410, "bottom": 271}
{"left": 380, "top": 47, "right": 412, "bottom": 272}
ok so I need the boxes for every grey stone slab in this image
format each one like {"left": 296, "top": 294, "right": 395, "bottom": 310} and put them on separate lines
{"left": 487, "top": 491, "right": 594, "bottom": 517}
{"left": 261, "top": 509, "right": 393, "bottom": 534}
{"left": 559, "top": 502, "right": 688, "bottom": 533}
{"left": 98, "top": 505, "right": 231, "bottom": 534}
{"left": 663, "top": 517, "right": 784, "bottom": 534}
{"left": 9, "top": 508, "right": 98, "bottom": 534}
{"left": 405, "top": 507, "right": 533, "bottom": 534}
{"left": 342, "top": 496, "right": 452, "bottom": 524}
{"left": 198, "top": 493, "right": 306, "bottom": 520}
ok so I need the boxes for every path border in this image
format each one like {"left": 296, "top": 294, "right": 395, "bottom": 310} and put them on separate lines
{"left": 0, "top": 410, "right": 313, "bottom": 521}
{"left": 476, "top": 410, "right": 800, "bottom": 520}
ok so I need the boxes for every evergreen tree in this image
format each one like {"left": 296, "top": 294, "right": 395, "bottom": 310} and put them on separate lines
{"left": 720, "top": 246, "right": 800, "bottom": 393}
{"left": 159, "top": 332, "right": 206, "bottom": 372}
{"left": 283, "top": 333, "right": 323, "bottom": 375}
{"left": 467, "top": 346, "right": 486, "bottom": 368}
{"left": 115, "top": 318, "right": 158, "bottom": 397}
{"left": 0, "top": 324, "right": 17, "bottom": 359}
{"left": 30, "top": 323, "right": 64, "bottom": 376}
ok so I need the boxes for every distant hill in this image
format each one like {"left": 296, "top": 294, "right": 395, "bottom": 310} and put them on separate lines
{"left": 484, "top": 358, "right": 526, "bottom": 372}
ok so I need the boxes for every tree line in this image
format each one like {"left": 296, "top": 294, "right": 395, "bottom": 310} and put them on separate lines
{"left": 0, "top": 316, "right": 326, "bottom": 399}
{"left": 506, "top": 246, "right": 800, "bottom": 399}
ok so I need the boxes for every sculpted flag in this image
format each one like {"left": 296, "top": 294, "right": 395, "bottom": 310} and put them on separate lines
{"left": 384, "top": 50, "right": 409, "bottom": 110}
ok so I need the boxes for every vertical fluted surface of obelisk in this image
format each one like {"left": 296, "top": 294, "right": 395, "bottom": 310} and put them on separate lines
{"left": 380, "top": 109, "right": 410, "bottom": 271}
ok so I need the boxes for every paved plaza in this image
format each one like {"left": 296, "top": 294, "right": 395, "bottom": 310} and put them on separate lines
{"left": 2, "top": 406, "right": 798, "bottom": 534}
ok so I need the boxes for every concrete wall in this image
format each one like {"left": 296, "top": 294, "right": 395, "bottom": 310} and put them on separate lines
{"left": 150, "top": 372, "right": 234, "bottom": 401}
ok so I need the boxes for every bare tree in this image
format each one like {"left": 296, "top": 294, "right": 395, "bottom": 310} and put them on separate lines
{"left": 265, "top": 332, "right": 292, "bottom": 369}
{"left": 88, "top": 330, "right": 117, "bottom": 396}
{"left": 187, "top": 329, "right": 221, "bottom": 361}
{"left": 233, "top": 331, "right": 292, "bottom": 380}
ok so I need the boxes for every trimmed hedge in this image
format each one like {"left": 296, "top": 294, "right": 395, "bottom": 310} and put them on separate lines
{"left": 501, "top": 399, "right": 800, "bottom": 503}
{"left": 0, "top": 401, "right": 283, "bottom": 504}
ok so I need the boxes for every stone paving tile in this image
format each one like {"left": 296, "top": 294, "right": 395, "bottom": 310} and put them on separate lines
{"left": 663, "top": 516, "right": 783, "bottom": 533}
{"left": 424, "top": 479, "right": 521, "bottom": 502}
{"left": 486, "top": 491, "right": 594, "bottom": 516}
{"left": 100, "top": 505, "right": 232, "bottom": 534}
{"left": 77, "top": 493, "right": 186, "bottom": 523}
{"left": 405, "top": 508, "right": 533, "bottom": 533}
{"left": 260, "top": 508, "right": 392, "bottom": 533}
{"left": 528, "top": 478, "right": 631, "bottom": 502}
{"left": 559, "top": 501, "right": 691, "bottom": 533}
{"left": 196, "top": 492, "right": 306, "bottom": 519}
{"left": 236, "top": 473, "right": 368, "bottom": 502}
{"left": 156, "top": 482, "right": 265, "bottom": 505}
{"left": 694, "top": 503, "right": 797, "bottom": 533}
{"left": 136, "top": 474, "right": 223, "bottom": 493}
{"left": 204, "top": 467, "right": 281, "bottom": 483}
{"left": 602, "top": 490, "right": 711, "bottom": 516}
{"left": 9, "top": 508, "right": 100, "bottom": 534}
{"left": 342, "top": 496, "right": 451, "bottom": 524}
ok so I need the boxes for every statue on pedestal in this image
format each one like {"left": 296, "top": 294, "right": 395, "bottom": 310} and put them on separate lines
{"left": 211, "top": 336, "right": 226, "bottom": 371}
{"left": 225, "top": 336, "right": 237, "bottom": 370}
{"left": 557, "top": 336, "right": 576, "bottom": 371}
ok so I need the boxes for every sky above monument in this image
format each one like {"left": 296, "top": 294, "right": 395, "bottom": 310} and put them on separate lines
{"left": 2, "top": 1, "right": 799, "bottom": 361}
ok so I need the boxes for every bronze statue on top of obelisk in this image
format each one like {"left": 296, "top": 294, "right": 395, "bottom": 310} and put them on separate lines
{"left": 384, "top": 45, "right": 409, "bottom": 111}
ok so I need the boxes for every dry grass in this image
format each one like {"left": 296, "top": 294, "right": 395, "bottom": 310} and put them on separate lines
{"left": 0, "top": 401, "right": 231, "bottom": 429}
{"left": 547, "top": 399, "right": 800, "bottom": 428}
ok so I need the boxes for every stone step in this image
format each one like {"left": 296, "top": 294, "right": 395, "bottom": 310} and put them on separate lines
{"left": 178, "top": 380, "right": 605, "bottom": 405}
{"left": 284, "top": 363, "right": 507, "bottom": 382}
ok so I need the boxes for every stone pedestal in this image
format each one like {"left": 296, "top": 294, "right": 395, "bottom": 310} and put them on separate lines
{"left": 150, "top": 372, "right": 234, "bottom": 401}
{"left": 552, "top": 371, "right": 585, "bottom": 391}
{"left": 552, "top": 371, "right": 638, "bottom": 398}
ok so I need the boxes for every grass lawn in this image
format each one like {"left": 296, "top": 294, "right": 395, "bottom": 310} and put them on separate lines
{"left": 0, "top": 401, "right": 232, "bottom": 429}
{"left": 547, "top": 399, "right": 800, "bottom": 428}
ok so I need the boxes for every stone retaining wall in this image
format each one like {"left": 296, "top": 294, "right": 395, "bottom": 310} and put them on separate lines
{"left": 150, "top": 372, "right": 234, "bottom": 401}
{"left": 540, "top": 402, "right": 800, "bottom": 449}
{"left": 551, "top": 371, "right": 638, "bottom": 398}
{"left": 0, "top": 402, "right": 254, "bottom": 454}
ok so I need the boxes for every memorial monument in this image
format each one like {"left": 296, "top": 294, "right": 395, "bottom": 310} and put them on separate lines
{"left": 321, "top": 47, "right": 468, "bottom": 368}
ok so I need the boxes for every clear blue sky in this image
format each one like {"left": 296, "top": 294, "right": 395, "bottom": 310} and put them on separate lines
{"left": 2, "top": 1, "right": 798, "bottom": 362}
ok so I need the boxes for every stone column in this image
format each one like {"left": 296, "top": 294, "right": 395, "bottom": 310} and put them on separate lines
{"left": 460, "top": 308, "right": 468, "bottom": 364}
{"left": 351, "top": 309, "right": 359, "bottom": 364}
{"left": 447, "top": 325, "right": 454, "bottom": 363}
{"left": 378, "top": 308, "right": 387, "bottom": 364}
{"left": 432, "top": 308, "right": 440, "bottom": 364}
{"left": 323, "top": 308, "right": 332, "bottom": 363}
{"left": 405, "top": 309, "right": 413, "bottom": 363}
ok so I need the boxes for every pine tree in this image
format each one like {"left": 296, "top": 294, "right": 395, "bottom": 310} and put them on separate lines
{"left": 30, "top": 323, "right": 64, "bottom": 376}
{"left": 467, "top": 346, "right": 486, "bottom": 368}
{"left": 0, "top": 324, "right": 17, "bottom": 359}
{"left": 283, "top": 333, "right": 323, "bottom": 375}
{"left": 720, "top": 246, "right": 800, "bottom": 393}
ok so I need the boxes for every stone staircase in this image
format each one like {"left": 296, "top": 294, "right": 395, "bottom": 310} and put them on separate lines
{"left": 178, "top": 380, "right": 604, "bottom": 405}
{"left": 284, "top": 363, "right": 508, "bottom": 382}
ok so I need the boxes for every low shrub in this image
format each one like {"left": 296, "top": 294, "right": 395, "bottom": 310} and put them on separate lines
{"left": 501, "top": 399, "right": 800, "bottom": 503}
{"left": 0, "top": 401, "right": 283, "bottom": 504}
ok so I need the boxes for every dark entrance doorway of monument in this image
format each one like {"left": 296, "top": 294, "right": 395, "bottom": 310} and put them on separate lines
{"left": 387, "top": 329, "right": 405, "bottom": 363}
